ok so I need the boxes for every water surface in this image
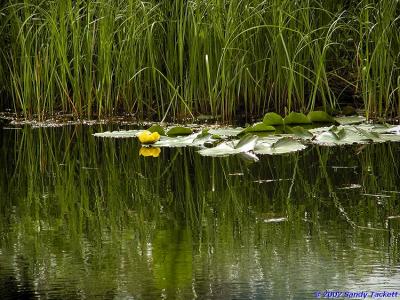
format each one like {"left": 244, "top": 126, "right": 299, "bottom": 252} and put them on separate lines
{"left": 1, "top": 125, "right": 400, "bottom": 299}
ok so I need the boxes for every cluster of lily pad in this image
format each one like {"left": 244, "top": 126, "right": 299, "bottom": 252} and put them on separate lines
{"left": 93, "top": 111, "right": 400, "bottom": 159}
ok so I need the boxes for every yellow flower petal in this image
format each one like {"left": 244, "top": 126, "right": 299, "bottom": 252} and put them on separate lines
{"left": 139, "top": 147, "right": 161, "bottom": 157}
{"left": 138, "top": 130, "right": 161, "bottom": 144}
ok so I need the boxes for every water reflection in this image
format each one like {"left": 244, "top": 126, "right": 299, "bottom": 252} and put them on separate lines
{"left": 0, "top": 126, "right": 400, "bottom": 299}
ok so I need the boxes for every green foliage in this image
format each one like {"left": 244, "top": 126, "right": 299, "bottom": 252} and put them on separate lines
{"left": 242, "top": 122, "right": 276, "bottom": 133}
{"left": 263, "top": 113, "right": 284, "bottom": 126}
{"left": 166, "top": 126, "right": 193, "bottom": 136}
{"left": 284, "top": 112, "right": 312, "bottom": 125}
{"left": 307, "top": 111, "right": 335, "bottom": 123}
{"left": 148, "top": 124, "right": 166, "bottom": 136}
{"left": 0, "top": 0, "right": 399, "bottom": 120}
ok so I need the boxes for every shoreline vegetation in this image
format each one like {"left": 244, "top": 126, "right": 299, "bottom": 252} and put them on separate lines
{"left": 0, "top": 0, "right": 400, "bottom": 121}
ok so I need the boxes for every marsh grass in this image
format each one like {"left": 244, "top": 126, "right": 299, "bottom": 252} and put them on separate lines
{"left": 1, "top": 0, "right": 399, "bottom": 120}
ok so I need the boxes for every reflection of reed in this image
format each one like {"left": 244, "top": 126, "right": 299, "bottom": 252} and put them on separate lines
{"left": 1, "top": 127, "right": 400, "bottom": 298}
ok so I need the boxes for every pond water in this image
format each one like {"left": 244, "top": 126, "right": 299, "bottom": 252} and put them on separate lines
{"left": 1, "top": 125, "right": 400, "bottom": 299}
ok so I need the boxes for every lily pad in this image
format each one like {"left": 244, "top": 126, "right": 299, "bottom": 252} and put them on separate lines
{"left": 284, "top": 112, "right": 312, "bottom": 125}
{"left": 263, "top": 112, "right": 284, "bottom": 126}
{"left": 147, "top": 124, "right": 166, "bottom": 136}
{"left": 154, "top": 133, "right": 200, "bottom": 147}
{"left": 235, "top": 134, "right": 259, "bottom": 151}
{"left": 307, "top": 111, "right": 335, "bottom": 123}
{"left": 241, "top": 122, "right": 276, "bottom": 133}
{"left": 285, "top": 126, "right": 313, "bottom": 139}
{"left": 93, "top": 130, "right": 143, "bottom": 138}
{"left": 166, "top": 126, "right": 193, "bottom": 136}
{"left": 313, "top": 126, "right": 372, "bottom": 146}
{"left": 334, "top": 115, "right": 366, "bottom": 125}
{"left": 254, "top": 137, "right": 306, "bottom": 155}
{"left": 198, "top": 134, "right": 258, "bottom": 157}
{"left": 208, "top": 127, "right": 243, "bottom": 137}
{"left": 381, "top": 134, "right": 400, "bottom": 142}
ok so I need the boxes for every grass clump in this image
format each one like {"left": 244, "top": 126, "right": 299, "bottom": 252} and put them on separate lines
{"left": 0, "top": 0, "right": 399, "bottom": 121}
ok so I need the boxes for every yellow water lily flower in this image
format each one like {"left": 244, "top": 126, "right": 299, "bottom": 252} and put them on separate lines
{"left": 139, "top": 147, "right": 161, "bottom": 157}
{"left": 137, "top": 130, "right": 161, "bottom": 144}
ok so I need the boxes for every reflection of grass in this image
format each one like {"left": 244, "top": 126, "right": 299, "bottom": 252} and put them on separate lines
{"left": 1, "top": 127, "right": 400, "bottom": 297}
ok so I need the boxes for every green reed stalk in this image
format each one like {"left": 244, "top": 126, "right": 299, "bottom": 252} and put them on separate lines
{"left": 1, "top": 0, "right": 399, "bottom": 120}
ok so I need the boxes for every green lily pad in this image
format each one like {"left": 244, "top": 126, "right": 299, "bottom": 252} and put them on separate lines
{"left": 154, "top": 133, "right": 200, "bottom": 147}
{"left": 307, "top": 111, "right": 335, "bottom": 123}
{"left": 254, "top": 137, "right": 307, "bottom": 155}
{"left": 147, "top": 124, "right": 166, "bottom": 136}
{"left": 285, "top": 126, "right": 313, "bottom": 139}
{"left": 235, "top": 134, "right": 259, "bottom": 151}
{"left": 355, "top": 127, "right": 384, "bottom": 143}
{"left": 284, "top": 112, "right": 312, "bottom": 125}
{"left": 198, "top": 134, "right": 258, "bottom": 157}
{"left": 313, "top": 126, "right": 373, "bottom": 146}
{"left": 263, "top": 112, "right": 284, "bottom": 126}
{"left": 166, "top": 126, "right": 193, "bottom": 136}
{"left": 208, "top": 127, "right": 243, "bottom": 137}
{"left": 334, "top": 115, "right": 366, "bottom": 125}
{"left": 93, "top": 130, "right": 143, "bottom": 138}
{"left": 381, "top": 134, "right": 400, "bottom": 142}
{"left": 241, "top": 122, "right": 276, "bottom": 134}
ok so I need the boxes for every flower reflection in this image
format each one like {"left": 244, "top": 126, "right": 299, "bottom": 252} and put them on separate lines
{"left": 139, "top": 147, "right": 161, "bottom": 157}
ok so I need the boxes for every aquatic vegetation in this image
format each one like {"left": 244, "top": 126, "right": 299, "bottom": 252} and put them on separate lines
{"left": 307, "top": 111, "right": 336, "bottom": 123}
{"left": 166, "top": 126, "right": 193, "bottom": 136}
{"left": 263, "top": 113, "right": 284, "bottom": 126}
{"left": 284, "top": 112, "right": 312, "bottom": 125}
{"left": 1, "top": 1, "right": 400, "bottom": 120}
{"left": 94, "top": 114, "right": 400, "bottom": 159}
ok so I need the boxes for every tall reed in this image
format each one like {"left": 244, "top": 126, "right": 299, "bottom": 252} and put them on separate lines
{"left": 0, "top": 0, "right": 399, "bottom": 120}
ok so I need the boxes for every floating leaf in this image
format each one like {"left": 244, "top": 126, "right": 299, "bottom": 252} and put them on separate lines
{"left": 154, "top": 133, "right": 200, "bottom": 148}
{"left": 198, "top": 141, "right": 239, "bottom": 157}
{"left": 355, "top": 127, "right": 384, "bottom": 143}
{"left": 263, "top": 112, "right": 284, "bottom": 126}
{"left": 381, "top": 134, "right": 400, "bottom": 142}
{"left": 254, "top": 137, "right": 306, "bottom": 155}
{"left": 313, "top": 126, "right": 372, "bottom": 146}
{"left": 93, "top": 130, "right": 143, "bottom": 138}
{"left": 284, "top": 112, "right": 312, "bottom": 125}
{"left": 307, "top": 111, "right": 335, "bottom": 123}
{"left": 334, "top": 115, "right": 366, "bottom": 125}
{"left": 285, "top": 126, "right": 313, "bottom": 139}
{"left": 198, "top": 135, "right": 258, "bottom": 157}
{"left": 208, "top": 127, "right": 243, "bottom": 137}
{"left": 379, "top": 125, "right": 400, "bottom": 134}
{"left": 241, "top": 122, "right": 275, "bottom": 133}
{"left": 166, "top": 126, "right": 193, "bottom": 136}
{"left": 235, "top": 134, "right": 259, "bottom": 151}
{"left": 147, "top": 124, "right": 165, "bottom": 136}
